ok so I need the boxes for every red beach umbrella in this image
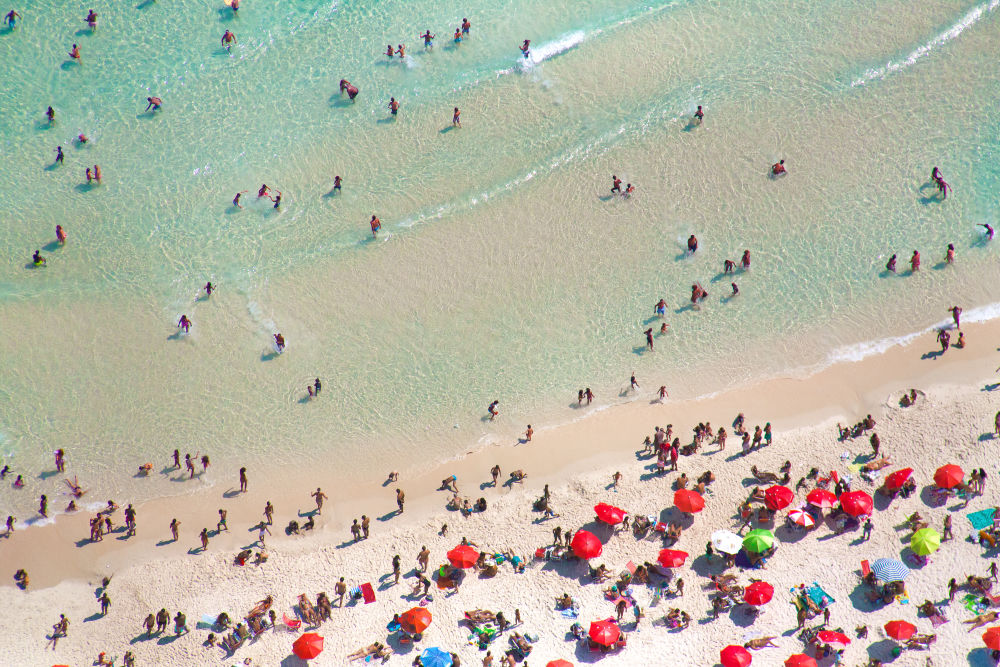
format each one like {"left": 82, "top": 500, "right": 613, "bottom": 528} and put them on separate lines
{"left": 720, "top": 645, "right": 752, "bottom": 667}
{"left": 816, "top": 630, "right": 851, "bottom": 648}
{"left": 784, "top": 655, "right": 818, "bottom": 667}
{"left": 884, "top": 468, "right": 913, "bottom": 491}
{"left": 674, "top": 489, "right": 705, "bottom": 513}
{"left": 839, "top": 490, "right": 873, "bottom": 517}
{"left": 399, "top": 607, "right": 432, "bottom": 634}
{"left": 570, "top": 530, "right": 603, "bottom": 559}
{"left": 594, "top": 503, "right": 626, "bottom": 525}
{"left": 744, "top": 580, "right": 774, "bottom": 606}
{"left": 546, "top": 661, "right": 574, "bottom": 667}
{"left": 764, "top": 485, "right": 794, "bottom": 510}
{"left": 884, "top": 620, "right": 917, "bottom": 641}
{"left": 292, "top": 632, "right": 324, "bottom": 660}
{"left": 656, "top": 549, "right": 689, "bottom": 568}
{"left": 588, "top": 620, "right": 620, "bottom": 647}
{"left": 806, "top": 489, "right": 836, "bottom": 509}
{"left": 934, "top": 464, "right": 964, "bottom": 489}
{"left": 447, "top": 544, "right": 479, "bottom": 569}
{"left": 983, "top": 626, "right": 1000, "bottom": 650}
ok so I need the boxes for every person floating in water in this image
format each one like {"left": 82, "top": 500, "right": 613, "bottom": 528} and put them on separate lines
{"left": 388, "top": 97, "right": 399, "bottom": 117}
{"left": 54, "top": 145, "right": 63, "bottom": 165}
{"left": 771, "top": 159, "right": 786, "bottom": 175}
{"left": 221, "top": 30, "right": 236, "bottom": 50}
{"left": 274, "top": 333, "right": 285, "bottom": 352}
{"left": 339, "top": 79, "right": 359, "bottom": 101}
{"left": 420, "top": 30, "right": 434, "bottom": 48}
{"left": 56, "top": 225, "right": 66, "bottom": 244}
{"left": 204, "top": 282, "right": 213, "bottom": 297}
{"left": 76, "top": 133, "right": 87, "bottom": 144}
{"left": 611, "top": 175, "right": 621, "bottom": 194}
{"left": 232, "top": 190, "right": 247, "bottom": 208}
{"left": 370, "top": 215, "right": 381, "bottom": 238}
{"left": 85, "top": 9, "right": 96, "bottom": 30}
{"left": 885, "top": 254, "right": 896, "bottom": 272}
{"left": 687, "top": 235, "right": 698, "bottom": 254}
{"left": 177, "top": 315, "right": 191, "bottom": 333}
{"left": 4, "top": 9, "right": 21, "bottom": 28}
{"left": 694, "top": 105, "right": 704, "bottom": 123}
{"left": 333, "top": 175, "right": 342, "bottom": 192}
{"left": 32, "top": 250, "right": 45, "bottom": 266}
{"left": 452, "top": 107, "right": 461, "bottom": 127}
{"left": 69, "top": 43, "right": 81, "bottom": 61}
{"left": 145, "top": 96, "right": 162, "bottom": 112}
{"left": 520, "top": 39, "right": 530, "bottom": 58}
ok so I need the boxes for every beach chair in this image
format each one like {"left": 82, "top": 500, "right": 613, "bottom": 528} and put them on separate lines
{"left": 860, "top": 560, "right": 871, "bottom": 579}
{"left": 282, "top": 613, "right": 301, "bottom": 632}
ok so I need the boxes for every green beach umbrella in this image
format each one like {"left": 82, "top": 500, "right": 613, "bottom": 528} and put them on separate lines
{"left": 910, "top": 528, "right": 941, "bottom": 556}
{"left": 743, "top": 529, "right": 774, "bottom": 553}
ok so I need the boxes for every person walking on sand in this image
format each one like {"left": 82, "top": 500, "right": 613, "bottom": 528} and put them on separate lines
{"left": 417, "top": 545, "right": 430, "bottom": 571}
{"left": 396, "top": 488, "right": 405, "bottom": 513}
{"left": 264, "top": 500, "right": 273, "bottom": 525}
{"left": 239, "top": 467, "right": 247, "bottom": 493}
{"left": 942, "top": 514, "right": 953, "bottom": 541}
{"left": 334, "top": 576, "right": 347, "bottom": 606}
{"left": 99, "top": 591, "right": 110, "bottom": 616}
{"left": 50, "top": 614, "right": 69, "bottom": 647}
{"left": 491, "top": 465, "right": 501, "bottom": 487}
{"left": 524, "top": 425, "right": 533, "bottom": 442}
{"left": 612, "top": 471, "right": 622, "bottom": 490}
{"left": 256, "top": 521, "right": 270, "bottom": 547}
{"left": 362, "top": 514, "right": 370, "bottom": 538}
{"left": 392, "top": 554, "right": 401, "bottom": 584}
{"left": 312, "top": 487, "right": 328, "bottom": 515}
{"left": 169, "top": 518, "right": 179, "bottom": 542}
{"left": 199, "top": 527, "right": 209, "bottom": 551}
{"left": 217, "top": 509, "right": 227, "bottom": 532}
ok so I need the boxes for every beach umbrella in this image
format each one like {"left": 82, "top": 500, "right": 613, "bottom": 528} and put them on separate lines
{"left": 674, "top": 489, "right": 705, "bottom": 513}
{"left": 420, "top": 647, "right": 454, "bottom": 667}
{"left": 292, "top": 632, "right": 324, "bottom": 660}
{"left": 983, "top": 626, "right": 1000, "bottom": 650}
{"left": 546, "top": 661, "right": 574, "bottom": 667}
{"left": 871, "top": 558, "right": 910, "bottom": 582}
{"left": 764, "top": 485, "right": 794, "bottom": 511}
{"left": 399, "top": 607, "right": 432, "bottom": 634}
{"left": 711, "top": 529, "right": 743, "bottom": 555}
{"left": 570, "top": 530, "right": 603, "bottom": 559}
{"left": 816, "top": 630, "right": 851, "bottom": 649}
{"left": 657, "top": 549, "right": 689, "bottom": 568}
{"left": 784, "top": 655, "right": 818, "bottom": 667}
{"left": 839, "top": 490, "right": 873, "bottom": 517}
{"left": 806, "top": 489, "right": 836, "bottom": 509}
{"left": 934, "top": 464, "right": 964, "bottom": 489}
{"left": 742, "top": 529, "right": 774, "bottom": 553}
{"left": 884, "top": 620, "right": 916, "bottom": 641}
{"left": 744, "top": 580, "right": 774, "bottom": 605}
{"left": 588, "top": 620, "right": 621, "bottom": 647}
{"left": 594, "top": 503, "right": 626, "bottom": 525}
{"left": 787, "top": 508, "right": 815, "bottom": 528}
{"left": 910, "top": 528, "right": 941, "bottom": 556}
{"left": 884, "top": 468, "right": 913, "bottom": 491}
{"left": 447, "top": 544, "right": 479, "bottom": 569}
{"left": 720, "top": 645, "right": 752, "bottom": 667}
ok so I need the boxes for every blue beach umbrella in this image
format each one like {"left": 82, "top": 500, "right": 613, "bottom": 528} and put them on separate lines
{"left": 420, "top": 647, "right": 454, "bottom": 667}
{"left": 871, "top": 558, "right": 910, "bottom": 582}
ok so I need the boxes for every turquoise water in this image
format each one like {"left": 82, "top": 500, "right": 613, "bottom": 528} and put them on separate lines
{"left": 2, "top": 0, "right": 999, "bottom": 516}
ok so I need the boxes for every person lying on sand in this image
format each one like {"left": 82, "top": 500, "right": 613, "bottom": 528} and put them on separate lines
{"left": 905, "top": 634, "right": 936, "bottom": 649}
{"left": 963, "top": 611, "right": 998, "bottom": 631}
{"left": 348, "top": 642, "right": 391, "bottom": 661}
{"left": 744, "top": 636, "right": 779, "bottom": 650}
{"left": 862, "top": 456, "right": 892, "bottom": 472}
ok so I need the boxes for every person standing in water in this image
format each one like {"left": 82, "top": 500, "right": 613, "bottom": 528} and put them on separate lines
{"left": 333, "top": 175, "right": 342, "bottom": 193}
{"left": 694, "top": 105, "right": 704, "bottom": 123}
{"left": 741, "top": 249, "right": 751, "bottom": 270}
{"left": 69, "top": 44, "right": 81, "bottom": 61}
{"left": 85, "top": 9, "right": 96, "bottom": 30}
{"left": 388, "top": 97, "right": 399, "bottom": 117}
{"left": 452, "top": 107, "right": 461, "bottom": 127}
{"left": 945, "top": 243, "right": 955, "bottom": 264}
{"left": 54, "top": 145, "right": 63, "bottom": 165}
{"left": 687, "top": 235, "right": 698, "bottom": 253}
{"left": 221, "top": 30, "right": 236, "bottom": 50}
{"left": 771, "top": 159, "right": 785, "bottom": 175}
{"left": 46, "top": 106, "right": 55, "bottom": 123}
{"left": 644, "top": 327, "right": 654, "bottom": 351}
{"left": 611, "top": 175, "right": 622, "bottom": 194}
{"left": 145, "top": 96, "right": 162, "bottom": 112}
{"left": 885, "top": 254, "right": 896, "bottom": 272}
{"left": 56, "top": 225, "right": 66, "bottom": 244}
{"left": 177, "top": 315, "right": 191, "bottom": 333}
{"left": 386, "top": 44, "right": 394, "bottom": 59}
{"left": 520, "top": 39, "right": 530, "bottom": 57}
{"left": 339, "top": 79, "right": 359, "bottom": 101}
{"left": 453, "top": 28, "right": 462, "bottom": 44}
{"left": 948, "top": 306, "right": 962, "bottom": 329}
{"left": 396, "top": 44, "right": 405, "bottom": 59}
{"left": 420, "top": 30, "right": 434, "bottom": 48}
{"left": 370, "top": 215, "right": 381, "bottom": 238}
{"left": 910, "top": 250, "right": 920, "bottom": 272}
{"left": 979, "top": 223, "right": 994, "bottom": 241}
{"left": 462, "top": 18, "right": 471, "bottom": 36}
{"left": 4, "top": 10, "right": 21, "bottom": 28}
{"left": 232, "top": 190, "right": 247, "bottom": 208}
{"left": 204, "top": 282, "right": 213, "bottom": 297}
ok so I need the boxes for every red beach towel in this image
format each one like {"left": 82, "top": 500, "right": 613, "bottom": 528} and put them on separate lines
{"left": 361, "top": 582, "right": 375, "bottom": 604}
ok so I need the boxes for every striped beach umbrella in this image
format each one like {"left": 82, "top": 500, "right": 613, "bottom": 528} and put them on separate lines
{"left": 787, "top": 508, "right": 815, "bottom": 528}
{"left": 911, "top": 528, "right": 941, "bottom": 556}
{"left": 871, "top": 558, "right": 910, "bottom": 582}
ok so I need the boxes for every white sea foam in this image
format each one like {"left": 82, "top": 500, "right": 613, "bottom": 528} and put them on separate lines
{"left": 851, "top": 0, "right": 1000, "bottom": 87}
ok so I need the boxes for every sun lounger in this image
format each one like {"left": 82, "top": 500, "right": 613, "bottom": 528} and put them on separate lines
{"left": 282, "top": 613, "right": 301, "bottom": 631}
{"left": 860, "top": 560, "right": 871, "bottom": 578}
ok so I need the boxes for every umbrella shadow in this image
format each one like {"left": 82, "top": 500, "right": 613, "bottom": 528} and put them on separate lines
{"left": 866, "top": 638, "right": 899, "bottom": 663}
{"left": 727, "top": 604, "right": 759, "bottom": 628}
{"left": 774, "top": 523, "right": 809, "bottom": 544}
{"left": 280, "top": 656, "right": 309, "bottom": 667}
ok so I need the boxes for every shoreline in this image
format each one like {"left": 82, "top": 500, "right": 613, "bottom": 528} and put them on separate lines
{"left": 4, "top": 305, "right": 998, "bottom": 592}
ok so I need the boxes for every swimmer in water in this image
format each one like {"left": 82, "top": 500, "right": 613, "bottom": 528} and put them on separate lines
{"left": 4, "top": 10, "right": 21, "bottom": 28}
{"left": 339, "top": 79, "right": 359, "bottom": 101}
{"left": 687, "top": 235, "right": 698, "bottom": 254}
{"left": 230, "top": 0, "right": 239, "bottom": 13}
{"left": 388, "top": 97, "right": 399, "bottom": 116}
{"left": 421, "top": 30, "right": 434, "bottom": 48}
{"left": 370, "top": 215, "right": 381, "bottom": 238}
{"left": 611, "top": 175, "right": 621, "bottom": 194}
{"left": 145, "top": 96, "right": 162, "bottom": 112}
{"left": 694, "top": 105, "right": 704, "bottom": 123}
{"left": 453, "top": 28, "right": 462, "bottom": 44}
{"left": 32, "top": 250, "right": 45, "bottom": 266}
{"left": 520, "top": 39, "right": 530, "bottom": 57}
{"left": 453, "top": 107, "right": 461, "bottom": 127}
{"left": 257, "top": 184, "right": 270, "bottom": 198}
{"left": 221, "top": 30, "right": 236, "bottom": 50}
{"left": 232, "top": 190, "right": 248, "bottom": 208}
{"left": 462, "top": 18, "right": 471, "bottom": 35}
{"left": 333, "top": 175, "right": 342, "bottom": 192}
{"left": 86, "top": 9, "right": 96, "bottom": 30}
{"left": 885, "top": 254, "right": 896, "bottom": 272}
{"left": 177, "top": 315, "right": 191, "bottom": 333}
{"left": 76, "top": 133, "right": 87, "bottom": 144}
{"left": 204, "top": 282, "right": 213, "bottom": 297}
{"left": 771, "top": 159, "right": 785, "bottom": 175}
{"left": 56, "top": 225, "right": 66, "bottom": 244}
{"left": 54, "top": 146, "right": 63, "bottom": 165}
{"left": 69, "top": 44, "right": 81, "bottom": 61}
{"left": 980, "top": 223, "right": 995, "bottom": 240}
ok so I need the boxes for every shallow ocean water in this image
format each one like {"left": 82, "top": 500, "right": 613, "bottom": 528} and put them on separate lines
{"left": 1, "top": 0, "right": 999, "bottom": 517}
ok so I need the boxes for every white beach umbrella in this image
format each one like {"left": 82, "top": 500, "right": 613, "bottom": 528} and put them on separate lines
{"left": 711, "top": 529, "right": 743, "bottom": 555}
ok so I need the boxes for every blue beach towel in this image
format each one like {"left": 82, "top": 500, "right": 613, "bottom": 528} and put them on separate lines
{"left": 968, "top": 509, "right": 995, "bottom": 531}
{"left": 806, "top": 583, "right": 834, "bottom": 608}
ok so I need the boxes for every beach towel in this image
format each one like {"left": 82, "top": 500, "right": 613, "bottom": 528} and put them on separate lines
{"left": 968, "top": 509, "right": 995, "bottom": 531}
{"left": 560, "top": 608, "right": 579, "bottom": 619}
{"left": 197, "top": 614, "right": 216, "bottom": 629}
{"left": 361, "top": 583, "right": 375, "bottom": 604}
{"left": 964, "top": 593, "right": 988, "bottom": 613}
{"left": 895, "top": 591, "right": 909, "bottom": 605}
{"left": 928, "top": 611, "right": 948, "bottom": 627}
{"left": 806, "top": 583, "right": 834, "bottom": 608}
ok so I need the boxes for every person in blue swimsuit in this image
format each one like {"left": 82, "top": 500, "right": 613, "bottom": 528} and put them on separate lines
{"left": 420, "top": 30, "right": 434, "bottom": 48}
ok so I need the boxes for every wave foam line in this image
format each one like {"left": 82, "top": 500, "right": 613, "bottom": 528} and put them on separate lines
{"left": 852, "top": 0, "right": 1000, "bottom": 87}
